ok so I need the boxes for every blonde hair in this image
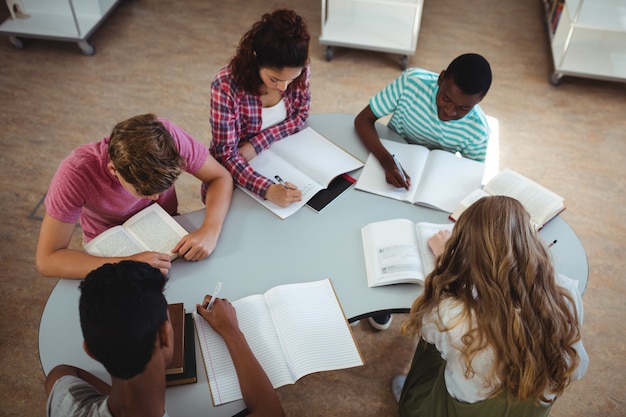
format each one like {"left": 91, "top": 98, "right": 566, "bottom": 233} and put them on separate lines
{"left": 401, "top": 196, "right": 581, "bottom": 403}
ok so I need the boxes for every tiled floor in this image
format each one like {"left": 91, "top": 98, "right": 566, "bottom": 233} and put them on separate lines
{"left": 1, "top": 0, "right": 625, "bottom": 416}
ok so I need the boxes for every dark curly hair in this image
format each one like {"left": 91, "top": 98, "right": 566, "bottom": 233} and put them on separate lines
{"left": 230, "top": 9, "right": 310, "bottom": 95}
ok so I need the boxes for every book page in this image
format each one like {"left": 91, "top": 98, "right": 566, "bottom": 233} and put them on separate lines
{"left": 449, "top": 189, "right": 490, "bottom": 221}
{"left": 482, "top": 169, "right": 564, "bottom": 226}
{"left": 354, "top": 139, "right": 430, "bottom": 203}
{"left": 124, "top": 204, "right": 188, "bottom": 259}
{"left": 264, "top": 279, "right": 363, "bottom": 381}
{"left": 415, "top": 222, "right": 454, "bottom": 277}
{"left": 83, "top": 226, "right": 145, "bottom": 257}
{"left": 413, "top": 149, "right": 485, "bottom": 213}
{"left": 269, "top": 127, "right": 364, "bottom": 187}
{"left": 361, "top": 218, "right": 425, "bottom": 286}
{"left": 243, "top": 150, "right": 324, "bottom": 219}
{"left": 193, "top": 294, "right": 290, "bottom": 406}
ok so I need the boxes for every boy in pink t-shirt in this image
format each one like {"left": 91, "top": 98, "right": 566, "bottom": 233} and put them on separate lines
{"left": 36, "top": 114, "right": 233, "bottom": 279}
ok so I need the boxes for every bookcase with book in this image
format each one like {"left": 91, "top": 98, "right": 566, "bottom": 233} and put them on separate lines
{"left": 541, "top": 0, "right": 626, "bottom": 85}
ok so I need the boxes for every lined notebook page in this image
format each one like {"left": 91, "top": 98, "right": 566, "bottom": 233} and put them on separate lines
{"left": 265, "top": 279, "right": 364, "bottom": 380}
{"left": 193, "top": 279, "right": 364, "bottom": 406}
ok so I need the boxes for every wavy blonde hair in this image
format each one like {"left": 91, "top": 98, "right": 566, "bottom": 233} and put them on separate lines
{"left": 401, "top": 195, "right": 581, "bottom": 403}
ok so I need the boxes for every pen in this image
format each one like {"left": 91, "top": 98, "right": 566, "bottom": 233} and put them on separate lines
{"left": 548, "top": 239, "right": 557, "bottom": 248}
{"left": 206, "top": 281, "right": 222, "bottom": 311}
{"left": 392, "top": 154, "right": 407, "bottom": 184}
{"left": 274, "top": 175, "right": 290, "bottom": 189}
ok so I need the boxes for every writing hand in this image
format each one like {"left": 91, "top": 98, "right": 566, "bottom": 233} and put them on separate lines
{"left": 129, "top": 251, "right": 171, "bottom": 275}
{"left": 427, "top": 230, "right": 451, "bottom": 257}
{"left": 384, "top": 167, "right": 411, "bottom": 190}
{"left": 196, "top": 297, "right": 240, "bottom": 338}
{"left": 265, "top": 183, "right": 302, "bottom": 208}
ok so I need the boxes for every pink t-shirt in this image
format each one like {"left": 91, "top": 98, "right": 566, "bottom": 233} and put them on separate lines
{"left": 44, "top": 118, "right": 209, "bottom": 241}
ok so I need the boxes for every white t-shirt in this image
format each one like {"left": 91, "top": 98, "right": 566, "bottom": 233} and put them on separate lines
{"left": 421, "top": 274, "right": 588, "bottom": 403}
{"left": 260, "top": 99, "right": 287, "bottom": 131}
{"left": 47, "top": 375, "right": 170, "bottom": 417}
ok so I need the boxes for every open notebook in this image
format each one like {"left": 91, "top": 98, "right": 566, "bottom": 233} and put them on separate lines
{"left": 193, "top": 279, "right": 364, "bottom": 406}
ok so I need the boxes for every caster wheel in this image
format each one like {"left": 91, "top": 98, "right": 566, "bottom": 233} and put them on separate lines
{"left": 325, "top": 45, "right": 333, "bottom": 61}
{"left": 550, "top": 72, "right": 562, "bottom": 86}
{"left": 9, "top": 35, "right": 24, "bottom": 49}
{"left": 78, "top": 40, "right": 95, "bottom": 56}
{"left": 400, "top": 55, "right": 408, "bottom": 70}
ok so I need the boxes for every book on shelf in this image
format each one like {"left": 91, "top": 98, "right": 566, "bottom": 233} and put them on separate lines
{"left": 354, "top": 139, "right": 485, "bottom": 213}
{"left": 166, "top": 303, "right": 185, "bottom": 375}
{"left": 166, "top": 312, "right": 197, "bottom": 387}
{"left": 193, "top": 278, "right": 364, "bottom": 406}
{"left": 83, "top": 203, "right": 188, "bottom": 261}
{"left": 239, "top": 127, "right": 364, "bottom": 219}
{"left": 449, "top": 168, "right": 565, "bottom": 230}
{"left": 550, "top": 0, "right": 565, "bottom": 34}
{"left": 362, "top": 219, "right": 453, "bottom": 287}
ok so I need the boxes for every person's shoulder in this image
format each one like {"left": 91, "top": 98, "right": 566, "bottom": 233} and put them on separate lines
{"left": 555, "top": 274, "right": 581, "bottom": 297}
{"left": 212, "top": 66, "right": 235, "bottom": 86}
{"left": 402, "top": 68, "right": 438, "bottom": 82}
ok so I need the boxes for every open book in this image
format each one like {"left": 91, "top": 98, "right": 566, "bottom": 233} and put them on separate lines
{"left": 84, "top": 203, "right": 188, "bottom": 260}
{"left": 361, "top": 219, "right": 453, "bottom": 287}
{"left": 193, "top": 279, "right": 364, "bottom": 406}
{"left": 450, "top": 168, "right": 565, "bottom": 229}
{"left": 354, "top": 139, "right": 485, "bottom": 213}
{"left": 240, "top": 127, "right": 364, "bottom": 219}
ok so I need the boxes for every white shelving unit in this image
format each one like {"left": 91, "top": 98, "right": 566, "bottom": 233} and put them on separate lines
{"left": 544, "top": 0, "right": 626, "bottom": 85}
{"left": 319, "top": 0, "right": 423, "bottom": 69}
{"left": 0, "top": 0, "right": 122, "bottom": 55}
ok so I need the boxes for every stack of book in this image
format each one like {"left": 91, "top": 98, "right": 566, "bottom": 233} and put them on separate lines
{"left": 165, "top": 303, "right": 197, "bottom": 387}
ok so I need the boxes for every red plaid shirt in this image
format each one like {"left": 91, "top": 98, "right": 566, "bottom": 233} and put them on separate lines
{"left": 209, "top": 65, "right": 311, "bottom": 198}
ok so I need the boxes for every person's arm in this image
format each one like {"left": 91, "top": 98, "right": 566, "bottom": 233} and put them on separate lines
{"left": 35, "top": 214, "right": 172, "bottom": 279}
{"left": 172, "top": 155, "right": 233, "bottom": 261}
{"left": 354, "top": 105, "right": 410, "bottom": 189}
{"left": 45, "top": 364, "right": 111, "bottom": 396}
{"left": 196, "top": 298, "right": 285, "bottom": 417}
{"left": 210, "top": 75, "right": 276, "bottom": 200}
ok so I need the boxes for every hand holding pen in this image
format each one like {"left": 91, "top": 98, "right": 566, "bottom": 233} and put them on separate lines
{"left": 390, "top": 154, "right": 411, "bottom": 190}
{"left": 265, "top": 175, "right": 302, "bottom": 207}
{"left": 196, "top": 282, "right": 241, "bottom": 336}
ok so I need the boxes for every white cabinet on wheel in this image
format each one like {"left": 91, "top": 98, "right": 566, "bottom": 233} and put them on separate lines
{"left": 544, "top": 0, "right": 626, "bottom": 85}
{"left": 0, "top": 0, "right": 123, "bottom": 55}
{"left": 319, "top": 0, "right": 423, "bottom": 69}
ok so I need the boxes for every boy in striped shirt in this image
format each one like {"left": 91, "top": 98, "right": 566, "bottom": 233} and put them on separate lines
{"left": 355, "top": 53, "right": 492, "bottom": 191}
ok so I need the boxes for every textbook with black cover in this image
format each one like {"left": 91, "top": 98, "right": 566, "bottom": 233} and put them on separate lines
{"left": 239, "top": 127, "right": 363, "bottom": 219}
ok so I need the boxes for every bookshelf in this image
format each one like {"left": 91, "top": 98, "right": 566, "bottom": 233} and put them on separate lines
{"left": 0, "top": 0, "right": 122, "bottom": 55}
{"left": 542, "top": 0, "right": 626, "bottom": 85}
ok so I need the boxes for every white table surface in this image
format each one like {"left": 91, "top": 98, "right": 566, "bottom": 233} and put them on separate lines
{"left": 38, "top": 113, "right": 588, "bottom": 416}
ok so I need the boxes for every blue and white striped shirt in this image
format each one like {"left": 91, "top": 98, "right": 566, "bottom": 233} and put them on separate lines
{"left": 370, "top": 68, "right": 490, "bottom": 162}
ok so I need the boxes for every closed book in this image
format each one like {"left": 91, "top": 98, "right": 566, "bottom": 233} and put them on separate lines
{"left": 166, "top": 313, "right": 197, "bottom": 386}
{"left": 166, "top": 303, "right": 185, "bottom": 375}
